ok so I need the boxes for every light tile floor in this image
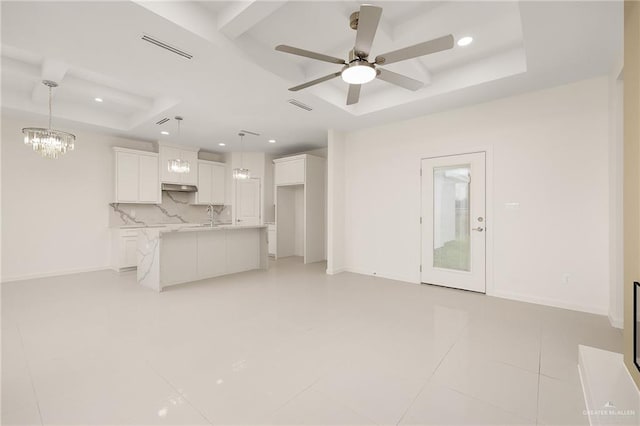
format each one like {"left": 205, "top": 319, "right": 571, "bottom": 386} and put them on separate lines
{"left": 2, "top": 257, "right": 623, "bottom": 425}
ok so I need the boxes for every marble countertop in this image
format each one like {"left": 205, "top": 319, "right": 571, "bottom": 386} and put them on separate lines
{"left": 157, "top": 224, "right": 267, "bottom": 234}
{"left": 113, "top": 222, "right": 233, "bottom": 229}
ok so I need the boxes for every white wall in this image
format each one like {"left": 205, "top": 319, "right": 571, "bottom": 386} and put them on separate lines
{"left": 329, "top": 76, "right": 611, "bottom": 315}
{"left": 327, "top": 130, "right": 346, "bottom": 273}
{"left": 608, "top": 61, "right": 624, "bottom": 328}
{"left": 1, "top": 114, "right": 153, "bottom": 281}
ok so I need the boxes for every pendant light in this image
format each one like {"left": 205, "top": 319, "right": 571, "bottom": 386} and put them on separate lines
{"left": 22, "top": 80, "right": 76, "bottom": 159}
{"left": 233, "top": 132, "right": 250, "bottom": 180}
{"left": 167, "top": 116, "right": 190, "bottom": 174}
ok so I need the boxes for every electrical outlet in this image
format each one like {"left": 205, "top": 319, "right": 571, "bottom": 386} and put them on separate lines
{"left": 562, "top": 273, "right": 570, "bottom": 285}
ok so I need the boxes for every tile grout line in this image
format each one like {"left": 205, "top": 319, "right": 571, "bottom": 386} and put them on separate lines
{"left": 395, "top": 322, "right": 470, "bottom": 426}
{"left": 312, "top": 385, "right": 380, "bottom": 426}
{"left": 15, "top": 324, "right": 44, "bottom": 426}
{"left": 144, "top": 361, "right": 214, "bottom": 425}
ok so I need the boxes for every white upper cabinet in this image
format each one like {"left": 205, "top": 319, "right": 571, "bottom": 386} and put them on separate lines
{"left": 274, "top": 157, "right": 305, "bottom": 186}
{"left": 192, "top": 160, "right": 226, "bottom": 205}
{"left": 159, "top": 144, "right": 199, "bottom": 185}
{"left": 113, "top": 148, "right": 160, "bottom": 204}
{"left": 139, "top": 154, "right": 159, "bottom": 202}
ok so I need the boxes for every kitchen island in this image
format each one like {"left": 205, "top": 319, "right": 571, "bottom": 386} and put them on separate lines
{"left": 137, "top": 224, "right": 268, "bottom": 291}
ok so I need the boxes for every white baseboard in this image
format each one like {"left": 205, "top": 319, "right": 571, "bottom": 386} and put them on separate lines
{"left": 342, "top": 267, "right": 608, "bottom": 316}
{"left": 608, "top": 313, "right": 624, "bottom": 329}
{"left": 1, "top": 266, "right": 111, "bottom": 283}
{"left": 326, "top": 267, "right": 346, "bottom": 275}
{"left": 492, "top": 290, "right": 608, "bottom": 316}
{"left": 343, "top": 267, "right": 419, "bottom": 285}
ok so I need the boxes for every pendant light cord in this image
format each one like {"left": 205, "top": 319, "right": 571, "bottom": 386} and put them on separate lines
{"left": 48, "top": 85, "right": 52, "bottom": 130}
{"left": 240, "top": 133, "right": 244, "bottom": 168}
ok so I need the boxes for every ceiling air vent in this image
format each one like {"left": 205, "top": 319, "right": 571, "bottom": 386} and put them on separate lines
{"left": 288, "top": 99, "right": 313, "bottom": 111}
{"left": 141, "top": 34, "right": 193, "bottom": 60}
{"left": 239, "top": 129, "right": 260, "bottom": 136}
{"left": 155, "top": 117, "right": 170, "bottom": 125}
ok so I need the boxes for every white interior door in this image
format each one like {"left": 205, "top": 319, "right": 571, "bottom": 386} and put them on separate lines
{"left": 236, "top": 178, "right": 261, "bottom": 225}
{"left": 421, "top": 152, "right": 486, "bottom": 293}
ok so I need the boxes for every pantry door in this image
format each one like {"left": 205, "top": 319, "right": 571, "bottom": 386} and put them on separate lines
{"left": 421, "top": 152, "right": 486, "bottom": 293}
{"left": 235, "top": 178, "right": 261, "bottom": 225}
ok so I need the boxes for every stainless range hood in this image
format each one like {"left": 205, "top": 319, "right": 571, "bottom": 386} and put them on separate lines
{"left": 161, "top": 183, "right": 198, "bottom": 193}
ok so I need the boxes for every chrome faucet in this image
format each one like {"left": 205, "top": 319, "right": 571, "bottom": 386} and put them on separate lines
{"left": 206, "top": 204, "right": 215, "bottom": 226}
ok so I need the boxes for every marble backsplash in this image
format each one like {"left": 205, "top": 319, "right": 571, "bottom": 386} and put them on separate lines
{"left": 109, "top": 191, "right": 232, "bottom": 227}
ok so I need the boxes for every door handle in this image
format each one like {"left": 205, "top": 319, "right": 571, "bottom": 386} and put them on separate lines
{"left": 472, "top": 227, "right": 484, "bottom": 232}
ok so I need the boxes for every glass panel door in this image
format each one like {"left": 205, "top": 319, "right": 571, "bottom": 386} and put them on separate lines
{"left": 421, "top": 152, "right": 486, "bottom": 293}
{"left": 433, "top": 165, "right": 471, "bottom": 272}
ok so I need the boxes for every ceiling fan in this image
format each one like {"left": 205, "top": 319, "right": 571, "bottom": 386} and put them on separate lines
{"left": 275, "top": 4, "right": 454, "bottom": 105}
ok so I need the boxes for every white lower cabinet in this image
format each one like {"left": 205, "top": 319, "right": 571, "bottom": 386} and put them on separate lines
{"left": 112, "top": 228, "right": 142, "bottom": 271}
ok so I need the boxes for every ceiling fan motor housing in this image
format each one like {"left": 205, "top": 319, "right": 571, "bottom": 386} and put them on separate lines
{"left": 349, "top": 11, "right": 359, "bottom": 30}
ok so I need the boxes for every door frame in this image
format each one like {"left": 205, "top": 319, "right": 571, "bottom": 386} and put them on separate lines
{"left": 419, "top": 149, "right": 494, "bottom": 296}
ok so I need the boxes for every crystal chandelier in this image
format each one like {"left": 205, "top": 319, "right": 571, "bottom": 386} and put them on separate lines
{"left": 233, "top": 132, "right": 250, "bottom": 180}
{"left": 22, "top": 80, "right": 76, "bottom": 159}
{"left": 167, "top": 116, "right": 190, "bottom": 173}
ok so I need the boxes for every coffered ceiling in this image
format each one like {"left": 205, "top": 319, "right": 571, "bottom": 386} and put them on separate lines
{"left": 1, "top": 1, "right": 622, "bottom": 154}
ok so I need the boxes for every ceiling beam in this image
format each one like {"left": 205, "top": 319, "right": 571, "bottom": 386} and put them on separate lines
{"left": 217, "top": 1, "right": 287, "bottom": 39}
{"left": 32, "top": 59, "right": 68, "bottom": 104}
{"left": 133, "top": 1, "right": 226, "bottom": 46}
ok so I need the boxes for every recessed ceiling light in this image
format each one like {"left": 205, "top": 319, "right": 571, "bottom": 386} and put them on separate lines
{"left": 94, "top": 97, "right": 103, "bottom": 102}
{"left": 268, "top": 139, "right": 276, "bottom": 143}
{"left": 161, "top": 131, "right": 169, "bottom": 135}
{"left": 457, "top": 36, "right": 473, "bottom": 47}
{"left": 219, "top": 143, "right": 226, "bottom": 146}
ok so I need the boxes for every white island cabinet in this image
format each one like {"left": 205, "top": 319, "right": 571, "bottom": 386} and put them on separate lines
{"left": 137, "top": 225, "right": 268, "bottom": 292}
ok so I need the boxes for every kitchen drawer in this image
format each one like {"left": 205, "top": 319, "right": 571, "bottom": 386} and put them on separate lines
{"left": 120, "top": 228, "right": 142, "bottom": 237}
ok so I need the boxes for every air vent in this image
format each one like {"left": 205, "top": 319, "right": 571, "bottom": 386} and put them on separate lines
{"left": 155, "top": 117, "right": 170, "bottom": 125}
{"left": 288, "top": 99, "right": 313, "bottom": 111}
{"left": 239, "top": 129, "right": 260, "bottom": 136}
{"left": 141, "top": 34, "right": 193, "bottom": 60}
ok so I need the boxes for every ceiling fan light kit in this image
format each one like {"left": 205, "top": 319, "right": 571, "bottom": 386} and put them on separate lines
{"left": 341, "top": 60, "right": 376, "bottom": 85}
{"left": 275, "top": 4, "right": 454, "bottom": 105}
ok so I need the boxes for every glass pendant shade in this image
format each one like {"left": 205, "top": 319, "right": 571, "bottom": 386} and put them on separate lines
{"left": 232, "top": 167, "right": 250, "bottom": 180}
{"left": 233, "top": 132, "right": 251, "bottom": 180}
{"left": 22, "top": 80, "right": 76, "bottom": 159}
{"left": 22, "top": 128, "right": 75, "bottom": 159}
{"left": 168, "top": 158, "right": 190, "bottom": 174}
{"left": 167, "top": 116, "right": 190, "bottom": 174}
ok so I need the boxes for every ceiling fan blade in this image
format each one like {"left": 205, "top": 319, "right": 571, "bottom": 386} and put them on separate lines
{"left": 354, "top": 5, "right": 383, "bottom": 58}
{"left": 346, "top": 84, "right": 361, "bottom": 105}
{"left": 374, "top": 34, "right": 454, "bottom": 65}
{"left": 289, "top": 72, "right": 342, "bottom": 91}
{"left": 276, "top": 45, "right": 346, "bottom": 65}
{"left": 376, "top": 68, "right": 424, "bottom": 91}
